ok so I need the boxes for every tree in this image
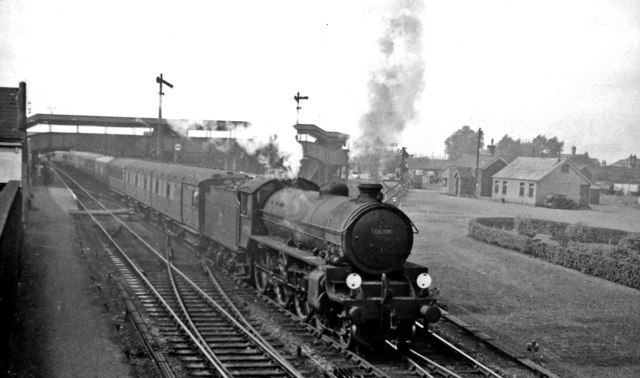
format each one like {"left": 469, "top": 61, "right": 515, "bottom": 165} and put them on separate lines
{"left": 444, "top": 126, "right": 483, "bottom": 161}
{"left": 496, "top": 134, "right": 565, "bottom": 161}
{"left": 496, "top": 135, "right": 525, "bottom": 161}
{"left": 531, "top": 135, "right": 564, "bottom": 157}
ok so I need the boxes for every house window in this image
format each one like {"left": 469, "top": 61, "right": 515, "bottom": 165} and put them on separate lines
{"left": 443, "top": 178, "right": 448, "bottom": 187}
{"left": 561, "top": 164, "right": 570, "bottom": 173}
{"left": 166, "top": 183, "right": 171, "bottom": 198}
{"left": 502, "top": 181, "right": 507, "bottom": 195}
{"left": 528, "top": 183, "right": 534, "bottom": 197}
{"left": 154, "top": 179, "right": 159, "bottom": 194}
{"left": 494, "top": 180, "right": 499, "bottom": 194}
{"left": 519, "top": 182, "right": 525, "bottom": 197}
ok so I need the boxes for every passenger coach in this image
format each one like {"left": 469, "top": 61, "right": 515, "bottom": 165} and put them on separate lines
{"left": 107, "top": 158, "right": 248, "bottom": 234}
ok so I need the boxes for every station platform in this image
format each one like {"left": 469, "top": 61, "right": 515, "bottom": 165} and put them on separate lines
{"left": 7, "top": 183, "right": 132, "bottom": 377}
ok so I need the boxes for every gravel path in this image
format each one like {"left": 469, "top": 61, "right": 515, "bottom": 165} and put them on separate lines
{"left": 403, "top": 190, "right": 640, "bottom": 378}
{"left": 9, "top": 185, "right": 133, "bottom": 377}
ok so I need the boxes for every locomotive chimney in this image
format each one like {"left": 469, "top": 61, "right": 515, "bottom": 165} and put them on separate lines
{"left": 357, "top": 183, "right": 384, "bottom": 202}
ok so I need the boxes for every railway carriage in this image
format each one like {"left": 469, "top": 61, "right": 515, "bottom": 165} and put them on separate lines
{"left": 106, "top": 158, "right": 137, "bottom": 195}
{"left": 70, "top": 151, "right": 103, "bottom": 177}
{"left": 94, "top": 155, "right": 114, "bottom": 184}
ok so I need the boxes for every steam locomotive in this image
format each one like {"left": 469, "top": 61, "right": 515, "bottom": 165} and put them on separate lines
{"left": 52, "top": 150, "right": 441, "bottom": 349}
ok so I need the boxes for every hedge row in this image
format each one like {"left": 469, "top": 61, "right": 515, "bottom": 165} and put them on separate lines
{"left": 469, "top": 217, "right": 640, "bottom": 290}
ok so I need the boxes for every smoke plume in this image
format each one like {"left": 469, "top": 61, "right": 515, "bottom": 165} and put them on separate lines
{"left": 354, "top": 0, "right": 425, "bottom": 178}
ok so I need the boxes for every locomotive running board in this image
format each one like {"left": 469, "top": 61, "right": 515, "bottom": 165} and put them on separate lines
{"left": 250, "top": 235, "right": 324, "bottom": 266}
{"left": 69, "top": 208, "right": 132, "bottom": 216}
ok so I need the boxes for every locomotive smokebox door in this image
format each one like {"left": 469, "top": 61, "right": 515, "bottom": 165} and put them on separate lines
{"left": 348, "top": 208, "right": 412, "bottom": 273}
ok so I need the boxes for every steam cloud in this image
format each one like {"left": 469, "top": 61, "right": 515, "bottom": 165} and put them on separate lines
{"left": 354, "top": 0, "right": 425, "bottom": 177}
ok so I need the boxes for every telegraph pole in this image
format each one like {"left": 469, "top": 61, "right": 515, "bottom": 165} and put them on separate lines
{"left": 156, "top": 74, "right": 173, "bottom": 160}
{"left": 475, "top": 128, "right": 483, "bottom": 198}
{"left": 294, "top": 92, "right": 308, "bottom": 123}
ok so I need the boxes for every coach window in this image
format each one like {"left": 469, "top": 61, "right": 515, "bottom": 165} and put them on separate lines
{"left": 528, "top": 183, "right": 534, "bottom": 197}
{"left": 519, "top": 182, "right": 525, "bottom": 197}
{"left": 502, "top": 181, "right": 507, "bottom": 195}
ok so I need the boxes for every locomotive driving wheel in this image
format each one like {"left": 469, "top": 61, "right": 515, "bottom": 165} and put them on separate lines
{"left": 274, "top": 252, "right": 294, "bottom": 307}
{"left": 253, "top": 252, "right": 272, "bottom": 293}
{"left": 292, "top": 273, "right": 312, "bottom": 321}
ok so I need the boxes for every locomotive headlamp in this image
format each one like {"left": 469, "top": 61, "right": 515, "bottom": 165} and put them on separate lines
{"left": 416, "top": 273, "right": 432, "bottom": 289}
{"left": 346, "top": 273, "right": 362, "bottom": 289}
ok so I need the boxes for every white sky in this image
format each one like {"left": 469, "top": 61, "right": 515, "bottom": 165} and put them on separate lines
{"left": 2, "top": 0, "right": 640, "bottom": 166}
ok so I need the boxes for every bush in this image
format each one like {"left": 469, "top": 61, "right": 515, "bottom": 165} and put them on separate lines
{"left": 468, "top": 217, "right": 640, "bottom": 290}
{"left": 514, "top": 215, "right": 536, "bottom": 237}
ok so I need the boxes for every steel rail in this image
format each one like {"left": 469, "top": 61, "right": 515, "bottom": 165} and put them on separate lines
{"left": 385, "top": 340, "right": 458, "bottom": 378}
{"left": 113, "top": 277, "right": 176, "bottom": 378}
{"left": 55, "top": 167, "right": 305, "bottom": 378}
{"left": 53, "top": 168, "right": 233, "bottom": 377}
{"left": 415, "top": 321, "right": 504, "bottom": 378}
{"left": 200, "top": 260, "right": 340, "bottom": 378}
{"left": 166, "top": 258, "right": 231, "bottom": 377}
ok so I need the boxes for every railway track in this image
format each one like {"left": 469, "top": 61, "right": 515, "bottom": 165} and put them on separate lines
{"left": 54, "top": 168, "right": 311, "bottom": 377}
{"left": 53, "top": 165, "right": 558, "bottom": 378}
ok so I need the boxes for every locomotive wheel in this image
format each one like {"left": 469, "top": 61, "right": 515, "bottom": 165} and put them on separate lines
{"left": 293, "top": 274, "right": 312, "bottom": 321}
{"left": 274, "top": 253, "right": 293, "bottom": 307}
{"left": 338, "top": 320, "right": 356, "bottom": 349}
{"left": 253, "top": 253, "right": 271, "bottom": 293}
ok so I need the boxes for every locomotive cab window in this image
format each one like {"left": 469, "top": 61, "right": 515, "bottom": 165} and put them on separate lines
{"left": 192, "top": 188, "right": 198, "bottom": 207}
{"left": 240, "top": 193, "right": 249, "bottom": 215}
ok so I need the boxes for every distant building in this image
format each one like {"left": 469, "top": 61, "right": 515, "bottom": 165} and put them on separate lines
{"left": 492, "top": 157, "right": 592, "bottom": 207}
{"left": 408, "top": 158, "right": 449, "bottom": 187}
{"left": 611, "top": 154, "right": 639, "bottom": 169}
{"left": 441, "top": 154, "right": 508, "bottom": 197}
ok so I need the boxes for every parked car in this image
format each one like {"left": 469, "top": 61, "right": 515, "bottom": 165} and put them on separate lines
{"left": 543, "top": 194, "right": 577, "bottom": 209}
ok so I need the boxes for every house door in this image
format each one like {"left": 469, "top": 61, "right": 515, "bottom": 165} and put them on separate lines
{"left": 579, "top": 185, "right": 589, "bottom": 207}
{"left": 454, "top": 177, "right": 460, "bottom": 196}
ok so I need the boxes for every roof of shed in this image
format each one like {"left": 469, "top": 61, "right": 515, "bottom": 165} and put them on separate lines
{"left": 454, "top": 167, "right": 475, "bottom": 178}
{"left": 493, "top": 157, "right": 590, "bottom": 182}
